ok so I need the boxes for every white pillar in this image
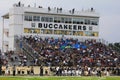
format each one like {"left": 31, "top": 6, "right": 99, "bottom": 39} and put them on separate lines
{"left": 2, "top": 17, "right": 4, "bottom": 52}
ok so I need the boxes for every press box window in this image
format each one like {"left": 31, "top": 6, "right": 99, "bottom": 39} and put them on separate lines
{"left": 91, "top": 19, "right": 99, "bottom": 25}
{"left": 93, "top": 32, "right": 99, "bottom": 37}
{"left": 41, "top": 17, "right": 45, "bottom": 22}
{"left": 24, "top": 16, "right": 28, "bottom": 21}
{"left": 41, "top": 17, "right": 53, "bottom": 22}
{"left": 89, "top": 26, "right": 93, "bottom": 30}
{"left": 24, "top": 15, "right": 32, "bottom": 21}
{"left": 85, "top": 19, "right": 90, "bottom": 25}
{"left": 49, "top": 17, "right": 53, "bottom": 22}
{"left": 73, "top": 18, "right": 81, "bottom": 24}
{"left": 31, "top": 23, "right": 35, "bottom": 27}
{"left": 33, "top": 16, "right": 40, "bottom": 21}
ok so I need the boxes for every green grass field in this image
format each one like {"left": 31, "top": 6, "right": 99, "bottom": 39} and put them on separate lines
{"left": 0, "top": 76, "right": 120, "bottom": 80}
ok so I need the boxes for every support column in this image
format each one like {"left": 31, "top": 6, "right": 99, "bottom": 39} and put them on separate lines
{"left": 2, "top": 17, "right": 4, "bottom": 52}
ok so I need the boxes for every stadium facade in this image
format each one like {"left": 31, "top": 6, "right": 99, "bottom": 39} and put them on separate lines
{"left": 2, "top": 2, "right": 99, "bottom": 52}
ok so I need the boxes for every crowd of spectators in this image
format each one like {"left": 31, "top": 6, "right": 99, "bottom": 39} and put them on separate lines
{"left": 50, "top": 66, "right": 120, "bottom": 76}
{"left": 0, "top": 49, "right": 28, "bottom": 67}
{"left": 0, "top": 35, "right": 120, "bottom": 76}
{"left": 21, "top": 35, "right": 120, "bottom": 67}
{"left": 0, "top": 49, "right": 8, "bottom": 66}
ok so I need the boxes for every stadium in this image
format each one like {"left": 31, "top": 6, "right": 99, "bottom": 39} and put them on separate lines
{"left": 0, "top": 1, "right": 120, "bottom": 80}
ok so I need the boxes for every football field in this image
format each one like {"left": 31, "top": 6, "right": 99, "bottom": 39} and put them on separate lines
{"left": 0, "top": 76, "right": 120, "bottom": 80}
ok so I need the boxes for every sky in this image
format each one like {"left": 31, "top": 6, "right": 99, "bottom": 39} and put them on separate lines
{"left": 0, "top": 0, "right": 120, "bottom": 50}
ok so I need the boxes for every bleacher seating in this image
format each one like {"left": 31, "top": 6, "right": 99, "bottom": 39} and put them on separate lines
{"left": 1, "top": 35, "right": 120, "bottom": 76}
{"left": 17, "top": 35, "right": 120, "bottom": 67}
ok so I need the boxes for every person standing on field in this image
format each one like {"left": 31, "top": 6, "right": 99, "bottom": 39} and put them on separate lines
{"left": 13, "top": 65, "right": 16, "bottom": 76}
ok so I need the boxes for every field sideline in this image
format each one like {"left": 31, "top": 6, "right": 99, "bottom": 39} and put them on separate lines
{"left": 0, "top": 76, "right": 120, "bottom": 80}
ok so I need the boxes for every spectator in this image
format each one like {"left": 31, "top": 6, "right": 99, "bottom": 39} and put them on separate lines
{"left": 12, "top": 65, "right": 16, "bottom": 76}
{"left": 40, "top": 66, "right": 43, "bottom": 76}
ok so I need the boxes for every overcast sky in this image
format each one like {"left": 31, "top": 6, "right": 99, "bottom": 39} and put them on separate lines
{"left": 0, "top": 0, "right": 120, "bottom": 49}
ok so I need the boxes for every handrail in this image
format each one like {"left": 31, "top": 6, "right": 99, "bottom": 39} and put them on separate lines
{"left": 14, "top": 36, "right": 36, "bottom": 61}
{"left": 109, "top": 44, "right": 120, "bottom": 53}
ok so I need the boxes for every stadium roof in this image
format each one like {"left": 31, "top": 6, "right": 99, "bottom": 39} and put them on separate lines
{"left": 2, "top": 13, "right": 9, "bottom": 19}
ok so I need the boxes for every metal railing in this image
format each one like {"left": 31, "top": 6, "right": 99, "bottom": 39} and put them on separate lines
{"left": 14, "top": 36, "right": 35, "bottom": 61}
{"left": 109, "top": 43, "right": 120, "bottom": 53}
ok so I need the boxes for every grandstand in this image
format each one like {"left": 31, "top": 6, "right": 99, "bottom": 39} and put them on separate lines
{"left": 2, "top": 1, "right": 99, "bottom": 52}
{"left": 0, "top": 2, "right": 120, "bottom": 76}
